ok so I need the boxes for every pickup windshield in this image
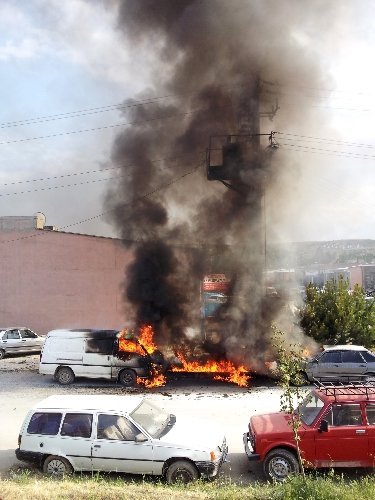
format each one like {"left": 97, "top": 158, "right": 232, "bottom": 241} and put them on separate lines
{"left": 296, "top": 392, "right": 324, "bottom": 425}
{"left": 130, "top": 400, "right": 171, "bottom": 438}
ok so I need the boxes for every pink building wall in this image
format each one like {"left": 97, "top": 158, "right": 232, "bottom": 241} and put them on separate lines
{"left": 0, "top": 218, "right": 134, "bottom": 335}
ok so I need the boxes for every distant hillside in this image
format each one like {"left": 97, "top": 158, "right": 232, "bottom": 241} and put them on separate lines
{"left": 267, "top": 239, "right": 375, "bottom": 269}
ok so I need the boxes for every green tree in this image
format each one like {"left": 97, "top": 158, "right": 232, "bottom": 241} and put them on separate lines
{"left": 272, "top": 326, "right": 306, "bottom": 476}
{"left": 299, "top": 277, "right": 375, "bottom": 347}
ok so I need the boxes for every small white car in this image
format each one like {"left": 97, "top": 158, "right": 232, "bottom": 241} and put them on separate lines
{"left": 0, "top": 327, "right": 44, "bottom": 359}
{"left": 16, "top": 395, "right": 228, "bottom": 483}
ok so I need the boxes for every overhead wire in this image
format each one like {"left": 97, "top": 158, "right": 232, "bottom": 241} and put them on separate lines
{"left": 0, "top": 104, "right": 234, "bottom": 146}
{"left": 0, "top": 161, "right": 205, "bottom": 245}
{"left": 0, "top": 152, "right": 203, "bottom": 188}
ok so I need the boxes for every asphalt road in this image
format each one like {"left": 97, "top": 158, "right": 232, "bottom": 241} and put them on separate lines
{"left": 0, "top": 354, "right": 284, "bottom": 484}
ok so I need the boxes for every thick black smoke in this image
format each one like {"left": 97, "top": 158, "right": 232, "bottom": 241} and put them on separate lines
{"left": 104, "top": 0, "right": 335, "bottom": 367}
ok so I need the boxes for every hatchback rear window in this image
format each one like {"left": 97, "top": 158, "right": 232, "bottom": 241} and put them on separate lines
{"left": 27, "top": 412, "right": 62, "bottom": 435}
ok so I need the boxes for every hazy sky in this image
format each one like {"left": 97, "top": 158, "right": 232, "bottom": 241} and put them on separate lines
{"left": 1, "top": 0, "right": 375, "bottom": 243}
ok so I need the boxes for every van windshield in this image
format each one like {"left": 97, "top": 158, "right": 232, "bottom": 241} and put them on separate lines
{"left": 130, "top": 400, "right": 171, "bottom": 438}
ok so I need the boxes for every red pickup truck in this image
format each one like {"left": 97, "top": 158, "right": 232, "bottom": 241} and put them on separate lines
{"left": 243, "top": 384, "right": 375, "bottom": 481}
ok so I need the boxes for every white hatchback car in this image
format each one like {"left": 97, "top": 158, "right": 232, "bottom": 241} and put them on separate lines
{"left": 0, "top": 327, "right": 44, "bottom": 359}
{"left": 16, "top": 395, "right": 228, "bottom": 483}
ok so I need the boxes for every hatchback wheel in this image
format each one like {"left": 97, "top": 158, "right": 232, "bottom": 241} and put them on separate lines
{"left": 165, "top": 460, "right": 199, "bottom": 484}
{"left": 365, "top": 372, "right": 375, "bottom": 383}
{"left": 263, "top": 448, "right": 299, "bottom": 482}
{"left": 0, "top": 349, "right": 5, "bottom": 360}
{"left": 56, "top": 367, "right": 75, "bottom": 385}
{"left": 43, "top": 455, "right": 73, "bottom": 477}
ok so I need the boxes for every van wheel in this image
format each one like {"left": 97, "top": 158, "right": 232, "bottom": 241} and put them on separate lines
{"left": 119, "top": 369, "right": 136, "bottom": 387}
{"left": 165, "top": 460, "right": 199, "bottom": 484}
{"left": 263, "top": 448, "right": 299, "bottom": 482}
{"left": 0, "top": 349, "right": 5, "bottom": 360}
{"left": 56, "top": 367, "right": 75, "bottom": 385}
{"left": 43, "top": 455, "right": 73, "bottom": 477}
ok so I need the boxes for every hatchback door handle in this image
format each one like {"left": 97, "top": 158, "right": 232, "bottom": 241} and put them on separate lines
{"left": 93, "top": 445, "right": 101, "bottom": 448}
{"left": 356, "top": 429, "right": 366, "bottom": 434}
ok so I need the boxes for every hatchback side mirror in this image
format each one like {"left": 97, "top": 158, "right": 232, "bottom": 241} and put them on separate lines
{"left": 319, "top": 419, "right": 328, "bottom": 433}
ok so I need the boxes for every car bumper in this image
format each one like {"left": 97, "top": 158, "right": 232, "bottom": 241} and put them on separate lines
{"left": 243, "top": 432, "right": 260, "bottom": 461}
{"left": 15, "top": 448, "right": 44, "bottom": 467}
{"left": 196, "top": 438, "right": 229, "bottom": 479}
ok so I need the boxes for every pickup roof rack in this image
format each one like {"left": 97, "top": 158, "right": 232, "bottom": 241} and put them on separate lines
{"left": 314, "top": 380, "right": 375, "bottom": 400}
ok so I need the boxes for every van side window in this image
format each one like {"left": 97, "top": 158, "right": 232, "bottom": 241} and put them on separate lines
{"left": 61, "top": 413, "right": 93, "bottom": 438}
{"left": 27, "top": 412, "right": 62, "bottom": 435}
{"left": 97, "top": 414, "right": 138, "bottom": 441}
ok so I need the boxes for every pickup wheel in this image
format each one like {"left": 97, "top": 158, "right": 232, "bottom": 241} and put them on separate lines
{"left": 0, "top": 349, "right": 5, "bottom": 360}
{"left": 165, "top": 460, "right": 199, "bottom": 484}
{"left": 43, "top": 455, "right": 73, "bottom": 477}
{"left": 263, "top": 448, "right": 299, "bottom": 482}
{"left": 119, "top": 368, "right": 137, "bottom": 387}
{"left": 55, "top": 367, "right": 75, "bottom": 385}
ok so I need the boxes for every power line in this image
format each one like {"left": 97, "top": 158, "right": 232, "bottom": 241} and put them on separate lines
{"left": 0, "top": 152, "right": 203, "bottom": 188}
{"left": 0, "top": 163, "right": 204, "bottom": 245}
{"left": 0, "top": 154, "right": 203, "bottom": 198}
{"left": 0, "top": 105, "right": 232, "bottom": 146}
{"left": 276, "top": 132, "right": 375, "bottom": 150}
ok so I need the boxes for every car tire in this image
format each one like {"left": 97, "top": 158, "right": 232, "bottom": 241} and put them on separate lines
{"left": 56, "top": 367, "right": 75, "bottom": 385}
{"left": 119, "top": 368, "right": 137, "bottom": 387}
{"left": 43, "top": 455, "right": 73, "bottom": 477}
{"left": 364, "top": 372, "right": 375, "bottom": 383}
{"left": 263, "top": 448, "right": 299, "bottom": 482}
{"left": 165, "top": 460, "right": 199, "bottom": 484}
{"left": 0, "top": 349, "right": 5, "bottom": 360}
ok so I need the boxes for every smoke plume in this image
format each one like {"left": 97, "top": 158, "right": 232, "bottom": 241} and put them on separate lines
{"left": 104, "top": 0, "right": 337, "bottom": 367}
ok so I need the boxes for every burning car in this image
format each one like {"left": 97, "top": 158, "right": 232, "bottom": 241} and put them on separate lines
{"left": 39, "top": 327, "right": 165, "bottom": 387}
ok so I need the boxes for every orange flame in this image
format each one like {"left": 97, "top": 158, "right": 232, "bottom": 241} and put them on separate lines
{"left": 118, "top": 337, "right": 145, "bottom": 356}
{"left": 138, "top": 324, "right": 158, "bottom": 354}
{"left": 172, "top": 352, "right": 250, "bottom": 387}
{"left": 137, "top": 372, "right": 166, "bottom": 388}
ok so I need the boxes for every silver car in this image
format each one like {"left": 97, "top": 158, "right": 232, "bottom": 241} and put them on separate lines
{"left": 0, "top": 327, "right": 44, "bottom": 359}
{"left": 303, "top": 345, "right": 375, "bottom": 383}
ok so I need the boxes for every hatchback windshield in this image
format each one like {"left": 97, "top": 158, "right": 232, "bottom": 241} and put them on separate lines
{"left": 296, "top": 392, "right": 324, "bottom": 425}
{"left": 130, "top": 400, "right": 170, "bottom": 438}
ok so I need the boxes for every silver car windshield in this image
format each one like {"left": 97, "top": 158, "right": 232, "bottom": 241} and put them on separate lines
{"left": 130, "top": 400, "right": 170, "bottom": 438}
{"left": 296, "top": 392, "right": 324, "bottom": 426}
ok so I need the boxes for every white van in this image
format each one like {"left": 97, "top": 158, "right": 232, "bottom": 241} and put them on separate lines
{"left": 16, "top": 395, "right": 228, "bottom": 483}
{"left": 39, "top": 329, "right": 159, "bottom": 387}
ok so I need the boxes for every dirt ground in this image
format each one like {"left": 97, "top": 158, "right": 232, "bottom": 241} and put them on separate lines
{"left": 0, "top": 353, "right": 284, "bottom": 484}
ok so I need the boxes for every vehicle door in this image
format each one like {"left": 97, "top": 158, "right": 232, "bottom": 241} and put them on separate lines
{"left": 365, "top": 403, "right": 375, "bottom": 466}
{"left": 91, "top": 413, "right": 154, "bottom": 474}
{"left": 59, "top": 413, "right": 93, "bottom": 470}
{"left": 19, "top": 329, "right": 39, "bottom": 352}
{"left": 82, "top": 338, "right": 112, "bottom": 378}
{"left": 2, "top": 329, "right": 22, "bottom": 354}
{"left": 339, "top": 350, "right": 368, "bottom": 381}
{"left": 314, "top": 403, "right": 368, "bottom": 467}
{"left": 313, "top": 351, "right": 342, "bottom": 381}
